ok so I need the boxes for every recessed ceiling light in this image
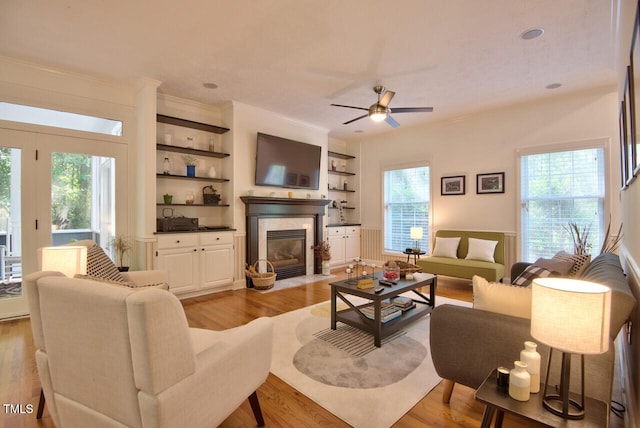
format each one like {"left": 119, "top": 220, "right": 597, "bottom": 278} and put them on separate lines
{"left": 203, "top": 82, "right": 218, "bottom": 89}
{"left": 521, "top": 28, "right": 544, "bottom": 40}
{"left": 354, "top": 130, "right": 364, "bottom": 133}
{"left": 546, "top": 83, "right": 562, "bottom": 89}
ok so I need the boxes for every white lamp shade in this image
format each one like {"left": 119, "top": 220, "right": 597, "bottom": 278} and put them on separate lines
{"left": 39, "top": 246, "right": 87, "bottom": 278}
{"left": 410, "top": 227, "right": 423, "bottom": 241}
{"left": 531, "top": 277, "right": 611, "bottom": 355}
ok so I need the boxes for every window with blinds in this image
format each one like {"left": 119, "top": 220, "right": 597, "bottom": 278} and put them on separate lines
{"left": 383, "top": 165, "right": 430, "bottom": 253}
{"left": 520, "top": 147, "right": 605, "bottom": 261}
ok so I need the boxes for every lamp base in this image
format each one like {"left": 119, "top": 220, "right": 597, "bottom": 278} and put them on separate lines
{"left": 541, "top": 349, "right": 586, "bottom": 420}
{"left": 542, "top": 395, "right": 585, "bottom": 420}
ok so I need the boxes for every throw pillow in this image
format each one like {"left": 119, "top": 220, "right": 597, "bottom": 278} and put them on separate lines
{"left": 473, "top": 275, "right": 532, "bottom": 319}
{"left": 74, "top": 274, "right": 170, "bottom": 290}
{"left": 86, "top": 243, "right": 125, "bottom": 282}
{"left": 552, "top": 251, "right": 591, "bottom": 277}
{"left": 511, "top": 265, "right": 557, "bottom": 287}
{"left": 532, "top": 257, "right": 574, "bottom": 275}
{"left": 465, "top": 238, "right": 499, "bottom": 263}
{"left": 431, "top": 237, "right": 461, "bottom": 258}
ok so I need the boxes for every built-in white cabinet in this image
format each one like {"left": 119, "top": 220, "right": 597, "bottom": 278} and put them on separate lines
{"left": 156, "top": 232, "right": 234, "bottom": 296}
{"left": 327, "top": 226, "right": 360, "bottom": 266}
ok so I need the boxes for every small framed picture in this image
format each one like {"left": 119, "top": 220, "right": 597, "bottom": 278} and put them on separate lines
{"left": 477, "top": 172, "right": 505, "bottom": 194}
{"left": 441, "top": 175, "right": 465, "bottom": 195}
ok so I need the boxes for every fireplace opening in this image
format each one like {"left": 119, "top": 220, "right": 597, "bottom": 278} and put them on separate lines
{"left": 267, "top": 229, "right": 306, "bottom": 279}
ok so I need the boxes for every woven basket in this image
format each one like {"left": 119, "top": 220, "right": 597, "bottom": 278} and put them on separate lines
{"left": 384, "top": 260, "right": 422, "bottom": 278}
{"left": 202, "top": 186, "right": 221, "bottom": 205}
{"left": 250, "top": 259, "right": 277, "bottom": 290}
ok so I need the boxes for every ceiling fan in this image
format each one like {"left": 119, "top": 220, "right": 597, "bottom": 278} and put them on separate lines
{"left": 330, "top": 85, "right": 433, "bottom": 128}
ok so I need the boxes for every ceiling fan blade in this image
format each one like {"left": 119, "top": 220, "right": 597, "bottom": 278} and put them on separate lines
{"left": 378, "top": 90, "right": 395, "bottom": 108}
{"left": 343, "top": 114, "right": 368, "bottom": 125}
{"left": 385, "top": 115, "right": 400, "bottom": 128}
{"left": 390, "top": 107, "right": 434, "bottom": 113}
{"left": 330, "top": 103, "right": 369, "bottom": 111}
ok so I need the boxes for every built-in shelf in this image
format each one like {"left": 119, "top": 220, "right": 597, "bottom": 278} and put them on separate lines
{"left": 328, "top": 151, "right": 355, "bottom": 160}
{"left": 157, "top": 144, "right": 229, "bottom": 158}
{"left": 156, "top": 173, "right": 229, "bottom": 183}
{"left": 328, "top": 169, "right": 356, "bottom": 176}
{"left": 157, "top": 114, "right": 230, "bottom": 134}
{"left": 157, "top": 203, "right": 230, "bottom": 207}
{"left": 328, "top": 187, "right": 356, "bottom": 193}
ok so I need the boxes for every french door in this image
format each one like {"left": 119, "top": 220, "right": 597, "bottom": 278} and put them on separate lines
{"left": 0, "top": 127, "right": 126, "bottom": 320}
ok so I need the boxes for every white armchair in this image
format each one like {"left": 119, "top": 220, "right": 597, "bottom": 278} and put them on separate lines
{"left": 25, "top": 271, "right": 274, "bottom": 427}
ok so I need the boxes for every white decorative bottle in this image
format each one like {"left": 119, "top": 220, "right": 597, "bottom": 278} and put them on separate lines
{"left": 520, "top": 341, "right": 541, "bottom": 393}
{"left": 509, "top": 361, "right": 530, "bottom": 401}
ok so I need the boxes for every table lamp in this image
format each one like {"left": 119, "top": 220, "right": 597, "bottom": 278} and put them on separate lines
{"left": 530, "top": 277, "right": 611, "bottom": 420}
{"left": 39, "top": 246, "right": 87, "bottom": 278}
{"left": 410, "top": 227, "right": 423, "bottom": 253}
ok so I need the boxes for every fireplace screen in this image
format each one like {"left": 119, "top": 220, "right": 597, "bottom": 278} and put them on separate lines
{"left": 266, "top": 229, "right": 306, "bottom": 279}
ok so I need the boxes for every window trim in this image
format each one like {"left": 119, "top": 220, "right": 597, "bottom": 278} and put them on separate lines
{"left": 381, "top": 160, "right": 431, "bottom": 256}
{"left": 515, "top": 137, "right": 611, "bottom": 261}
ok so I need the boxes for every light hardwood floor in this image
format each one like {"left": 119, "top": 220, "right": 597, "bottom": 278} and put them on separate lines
{"left": 0, "top": 272, "right": 625, "bottom": 427}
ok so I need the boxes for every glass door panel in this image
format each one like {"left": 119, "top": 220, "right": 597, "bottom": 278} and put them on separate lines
{"left": 50, "top": 152, "right": 116, "bottom": 253}
{"left": 0, "top": 147, "right": 23, "bottom": 298}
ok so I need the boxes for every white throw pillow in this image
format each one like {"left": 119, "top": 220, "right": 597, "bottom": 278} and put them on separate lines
{"left": 465, "top": 237, "right": 498, "bottom": 263}
{"left": 431, "top": 237, "right": 461, "bottom": 258}
{"left": 472, "top": 275, "right": 532, "bottom": 319}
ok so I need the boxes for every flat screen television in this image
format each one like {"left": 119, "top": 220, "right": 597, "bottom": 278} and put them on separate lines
{"left": 255, "top": 132, "right": 321, "bottom": 190}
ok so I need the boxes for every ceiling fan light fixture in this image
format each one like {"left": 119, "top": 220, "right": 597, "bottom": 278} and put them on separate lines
{"left": 369, "top": 105, "right": 388, "bottom": 122}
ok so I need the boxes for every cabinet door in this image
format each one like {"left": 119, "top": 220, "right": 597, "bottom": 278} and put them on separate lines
{"left": 345, "top": 230, "right": 361, "bottom": 262}
{"left": 200, "top": 245, "right": 234, "bottom": 289}
{"left": 157, "top": 247, "right": 199, "bottom": 294}
{"left": 328, "top": 236, "right": 346, "bottom": 266}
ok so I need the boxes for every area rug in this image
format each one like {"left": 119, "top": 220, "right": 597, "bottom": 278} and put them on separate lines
{"left": 0, "top": 281, "right": 22, "bottom": 299}
{"left": 270, "top": 295, "right": 471, "bottom": 427}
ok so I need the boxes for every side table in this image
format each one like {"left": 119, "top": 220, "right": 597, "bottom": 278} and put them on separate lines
{"left": 402, "top": 249, "right": 425, "bottom": 264}
{"left": 474, "top": 369, "right": 609, "bottom": 428}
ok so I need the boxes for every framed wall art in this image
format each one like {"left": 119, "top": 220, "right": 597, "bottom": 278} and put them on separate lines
{"left": 631, "top": 11, "right": 640, "bottom": 178}
{"left": 620, "top": 100, "right": 629, "bottom": 189}
{"left": 476, "top": 172, "right": 505, "bottom": 194}
{"left": 441, "top": 175, "right": 465, "bottom": 195}
{"left": 625, "top": 65, "right": 637, "bottom": 186}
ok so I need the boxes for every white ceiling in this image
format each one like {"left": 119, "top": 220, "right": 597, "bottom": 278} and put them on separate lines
{"left": 0, "top": 0, "right": 617, "bottom": 141}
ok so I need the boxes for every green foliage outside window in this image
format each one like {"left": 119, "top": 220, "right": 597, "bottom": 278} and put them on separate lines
{"left": 51, "top": 153, "right": 92, "bottom": 230}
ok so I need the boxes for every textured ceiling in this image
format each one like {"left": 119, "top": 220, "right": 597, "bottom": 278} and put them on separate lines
{"left": 0, "top": 0, "right": 617, "bottom": 141}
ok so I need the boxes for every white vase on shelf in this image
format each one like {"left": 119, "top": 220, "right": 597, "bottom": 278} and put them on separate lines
{"left": 520, "top": 341, "right": 541, "bottom": 393}
{"left": 509, "top": 361, "right": 531, "bottom": 402}
{"left": 208, "top": 166, "right": 217, "bottom": 178}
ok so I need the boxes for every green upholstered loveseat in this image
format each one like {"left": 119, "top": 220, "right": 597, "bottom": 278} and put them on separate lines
{"left": 416, "top": 230, "right": 505, "bottom": 282}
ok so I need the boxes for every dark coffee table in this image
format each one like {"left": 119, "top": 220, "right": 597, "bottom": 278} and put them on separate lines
{"left": 330, "top": 272, "right": 436, "bottom": 347}
{"left": 475, "top": 369, "right": 609, "bottom": 427}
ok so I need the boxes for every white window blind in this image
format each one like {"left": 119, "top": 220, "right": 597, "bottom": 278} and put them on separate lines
{"left": 520, "top": 147, "right": 605, "bottom": 261}
{"left": 383, "top": 165, "right": 430, "bottom": 253}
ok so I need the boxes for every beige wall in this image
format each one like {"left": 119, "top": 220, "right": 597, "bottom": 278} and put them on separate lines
{"left": 355, "top": 86, "right": 619, "bottom": 260}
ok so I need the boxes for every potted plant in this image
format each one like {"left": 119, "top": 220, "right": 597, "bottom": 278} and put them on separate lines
{"left": 163, "top": 193, "right": 173, "bottom": 204}
{"left": 312, "top": 240, "right": 331, "bottom": 275}
{"left": 182, "top": 155, "right": 199, "bottom": 177}
{"left": 109, "top": 234, "right": 132, "bottom": 272}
